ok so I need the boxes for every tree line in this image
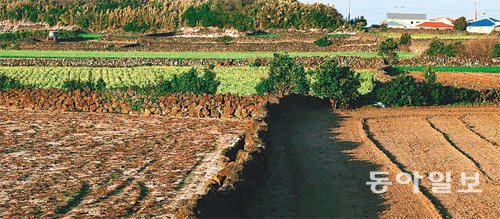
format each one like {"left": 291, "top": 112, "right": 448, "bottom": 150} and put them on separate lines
{"left": 0, "top": 0, "right": 343, "bottom": 33}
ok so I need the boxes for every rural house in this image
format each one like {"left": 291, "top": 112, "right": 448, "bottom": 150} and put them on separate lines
{"left": 467, "top": 17, "right": 500, "bottom": 34}
{"left": 416, "top": 17, "right": 454, "bottom": 30}
{"left": 386, "top": 13, "right": 427, "bottom": 29}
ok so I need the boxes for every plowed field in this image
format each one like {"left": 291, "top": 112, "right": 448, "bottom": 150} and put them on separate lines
{"left": 338, "top": 105, "right": 500, "bottom": 218}
{"left": 0, "top": 108, "right": 246, "bottom": 218}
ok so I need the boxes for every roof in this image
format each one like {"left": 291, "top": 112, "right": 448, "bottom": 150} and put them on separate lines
{"left": 417, "top": 21, "right": 454, "bottom": 28}
{"left": 387, "top": 13, "right": 427, "bottom": 20}
{"left": 468, "top": 17, "right": 500, "bottom": 27}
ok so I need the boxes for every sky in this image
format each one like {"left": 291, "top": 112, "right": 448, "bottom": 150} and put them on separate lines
{"left": 299, "top": 0, "right": 500, "bottom": 25}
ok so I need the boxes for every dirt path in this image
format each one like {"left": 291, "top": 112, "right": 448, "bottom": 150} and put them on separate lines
{"left": 245, "top": 108, "right": 385, "bottom": 217}
{"left": 245, "top": 107, "right": 442, "bottom": 218}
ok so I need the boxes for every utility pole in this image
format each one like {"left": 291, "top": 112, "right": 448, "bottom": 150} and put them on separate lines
{"left": 348, "top": 0, "right": 352, "bottom": 22}
{"left": 474, "top": 0, "right": 478, "bottom": 20}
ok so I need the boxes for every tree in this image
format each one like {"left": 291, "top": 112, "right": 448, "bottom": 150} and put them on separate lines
{"left": 378, "top": 38, "right": 399, "bottom": 65}
{"left": 425, "top": 41, "right": 462, "bottom": 57}
{"left": 256, "top": 53, "right": 309, "bottom": 95}
{"left": 454, "top": 17, "right": 468, "bottom": 31}
{"left": 311, "top": 60, "right": 361, "bottom": 108}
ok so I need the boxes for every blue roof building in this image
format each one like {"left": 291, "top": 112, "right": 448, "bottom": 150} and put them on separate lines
{"left": 467, "top": 17, "right": 500, "bottom": 34}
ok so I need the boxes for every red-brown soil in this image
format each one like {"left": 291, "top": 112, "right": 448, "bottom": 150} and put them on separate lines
{"left": 460, "top": 114, "right": 500, "bottom": 146}
{"left": 0, "top": 108, "right": 246, "bottom": 218}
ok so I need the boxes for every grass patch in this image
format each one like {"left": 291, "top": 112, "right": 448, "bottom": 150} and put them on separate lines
{"left": 0, "top": 50, "right": 416, "bottom": 59}
{"left": 396, "top": 66, "right": 500, "bottom": 73}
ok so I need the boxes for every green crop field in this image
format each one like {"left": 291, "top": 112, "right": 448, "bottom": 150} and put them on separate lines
{"left": 374, "top": 32, "right": 486, "bottom": 40}
{"left": 396, "top": 66, "right": 500, "bottom": 73}
{"left": 0, "top": 50, "right": 416, "bottom": 59}
{"left": 0, "top": 66, "right": 375, "bottom": 95}
{"left": 78, "top": 33, "right": 107, "bottom": 40}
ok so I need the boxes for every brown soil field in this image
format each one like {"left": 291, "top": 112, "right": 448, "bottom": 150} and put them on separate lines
{"left": 0, "top": 108, "right": 246, "bottom": 218}
{"left": 410, "top": 71, "right": 500, "bottom": 90}
{"left": 338, "top": 105, "right": 500, "bottom": 218}
{"left": 460, "top": 114, "right": 500, "bottom": 146}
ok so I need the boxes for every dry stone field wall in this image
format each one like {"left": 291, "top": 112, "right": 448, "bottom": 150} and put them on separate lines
{"left": 1, "top": 56, "right": 497, "bottom": 68}
{"left": 0, "top": 88, "right": 276, "bottom": 120}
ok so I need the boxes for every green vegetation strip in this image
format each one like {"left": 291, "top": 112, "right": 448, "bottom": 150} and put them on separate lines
{"left": 0, "top": 50, "right": 416, "bottom": 59}
{"left": 0, "top": 66, "right": 374, "bottom": 95}
{"left": 78, "top": 33, "right": 107, "bottom": 40}
{"left": 396, "top": 66, "right": 500, "bottom": 73}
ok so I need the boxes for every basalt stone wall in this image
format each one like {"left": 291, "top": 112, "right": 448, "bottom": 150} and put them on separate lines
{"left": 1, "top": 56, "right": 498, "bottom": 68}
{"left": 0, "top": 88, "right": 277, "bottom": 120}
{"left": 479, "top": 88, "right": 500, "bottom": 103}
{"left": 174, "top": 94, "right": 329, "bottom": 218}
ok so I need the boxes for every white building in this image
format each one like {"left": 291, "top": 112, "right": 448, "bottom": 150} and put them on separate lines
{"left": 385, "top": 13, "right": 427, "bottom": 29}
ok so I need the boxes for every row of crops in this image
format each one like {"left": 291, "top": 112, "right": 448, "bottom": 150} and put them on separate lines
{"left": 0, "top": 66, "right": 374, "bottom": 95}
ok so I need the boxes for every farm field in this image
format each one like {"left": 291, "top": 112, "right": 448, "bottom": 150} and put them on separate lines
{"left": 0, "top": 66, "right": 375, "bottom": 95}
{"left": 0, "top": 108, "right": 246, "bottom": 218}
{"left": 0, "top": 50, "right": 417, "bottom": 59}
{"left": 338, "top": 105, "right": 500, "bottom": 218}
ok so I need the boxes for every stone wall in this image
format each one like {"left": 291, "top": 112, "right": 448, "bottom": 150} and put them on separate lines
{"left": 1, "top": 56, "right": 497, "bottom": 68}
{"left": 0, "top": 88, "right": 276, "bottom": 120}
{"left": 174, "top": 94, "right": 329, "bottom": 218}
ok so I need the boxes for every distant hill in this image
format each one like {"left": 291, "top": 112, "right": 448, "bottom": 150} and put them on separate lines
{"left": 0, "top": 0, "right": 343, "bottom": 33}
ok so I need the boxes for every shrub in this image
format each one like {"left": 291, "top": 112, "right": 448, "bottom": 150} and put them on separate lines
{"left": 314, "top": 36, "right": 333, "bottom": 47}
{"left": 492, "top": 44, "right": 500, "bottom": 58}
{"left": 374, "top": 75, "right": 428, "bottom": 107}
{"left": 378, "top": 38, "right": 399, "bottom": 65}
{"left": 399, "top": 33, "right": 411, "bottom": 45}
{"left": 426, "top": 41, "right": 462, "bottom": 57}
{"left": 454, "top": 17, "right": 468, "bottom": 31}
{"left": 106, "top": 43, "right": 116, "bottom": 50}
{"left": 217, "top": 35, "right": 234, "bottom": 45}
{"left": 256, "top": 53, "right": 309, "bottom": 95}
{"left": 247, "top": 30, "right": 270, "bottom": 36}
{"left": 423, "top": 66, "right": 437, "bottom": 84}
{"left": 0, "top": 74, "right": 23, "bottom": 91}
{"left": 311, "top": 60, "right": 361, "bottom": 108}
{"left": 374, "top": 73, "right": 480, "bottom": 107}
{"left": 62, "top": 78, "right": 106, "bottom": 91}
{"left": 156, "top": 66, "right": 220, "bottom": 95}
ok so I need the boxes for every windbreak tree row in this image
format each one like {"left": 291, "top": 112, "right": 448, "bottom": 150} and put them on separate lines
{"left": 0, "top": 0, "right": 343, "bottom": 32}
